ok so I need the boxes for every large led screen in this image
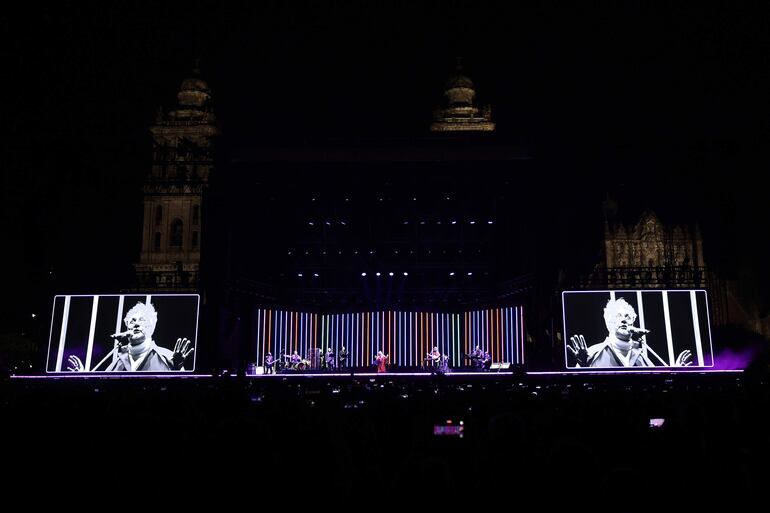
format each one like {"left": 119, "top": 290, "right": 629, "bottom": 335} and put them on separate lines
{"left": 47, "top": 294, "right": 199, "bottom": 373}
{"left": 562, "top": 290, "right": 713, "bottom": 370}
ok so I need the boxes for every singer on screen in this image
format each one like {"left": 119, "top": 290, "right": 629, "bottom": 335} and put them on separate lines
{"left": 66, "top": 301, "right": 193, "bottom": 372}
{"left": 567, "top": 298, "right": 692, "bottom": 368}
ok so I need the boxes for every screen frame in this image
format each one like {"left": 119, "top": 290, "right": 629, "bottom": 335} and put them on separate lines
{"left": 561, "top": 289, "right": 714, "bottom": 372}
{"left": 46, "top": 293, "right": 200, "bottom": 373}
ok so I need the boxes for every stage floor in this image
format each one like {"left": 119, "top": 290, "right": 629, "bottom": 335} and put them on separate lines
{"left": 9, "top": 369, "right": 744, "bottom": 379}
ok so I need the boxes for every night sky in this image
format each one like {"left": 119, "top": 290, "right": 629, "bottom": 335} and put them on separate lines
{"left": 3, "top": 2, "right": 770, "bottom": 337}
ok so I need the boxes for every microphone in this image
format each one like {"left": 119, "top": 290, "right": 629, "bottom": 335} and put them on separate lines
{"left": 110, "top": 330, "right": 133, "bottom": 343}
{"left": 628, "top": 327, "right": 650, "bottom": 335}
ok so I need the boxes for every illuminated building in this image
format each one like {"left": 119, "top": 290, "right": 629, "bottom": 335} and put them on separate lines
{"left": 134, "top": 65, "right": 219, "bottom": 290}
{"left": 430, "top": 64, "right": 495, "bottom": 132}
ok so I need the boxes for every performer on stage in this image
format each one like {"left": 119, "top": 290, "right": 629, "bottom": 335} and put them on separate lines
{"left": 426, "top": 346, "right": 441, "bottom": 369}
{"left": 264, "top": 352, "right": 275, "bottom": 374}
{"left": 465, "top": 345, "right": 484, "bottom": 370}
{"left": 290, "top": 351, "right": 302, "bottom": 368}
{"left": 481, "top": 350, "right": 492, "bottom": 371}
{"left": 338, "top": 346, "right": 349, "bottom": 369}
{"left": 375, "top": 350, "right": 389, "bottom": 373}
{"left": 440, "top": 353, "right": 450, "bottom": 374}
{"left": 325, "top": 347, "right": 336, "bottom": 371}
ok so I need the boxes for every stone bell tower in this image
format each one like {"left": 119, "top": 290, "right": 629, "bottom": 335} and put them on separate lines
{"left": 134, "top": 64, "right": 219, "bottom": 289}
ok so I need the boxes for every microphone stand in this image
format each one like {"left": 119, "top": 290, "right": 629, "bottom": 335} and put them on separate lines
{"left": 89, "top": 340, "right": 126, "bottom": 371}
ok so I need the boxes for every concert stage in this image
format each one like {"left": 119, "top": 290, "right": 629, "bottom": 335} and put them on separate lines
{"left": 10, "top": 368, "right": 743, "bottom": 380}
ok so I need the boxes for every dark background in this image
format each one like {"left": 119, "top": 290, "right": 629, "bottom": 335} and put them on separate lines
{"left": 3, "top": 2, "right": 770, "bottom": 367}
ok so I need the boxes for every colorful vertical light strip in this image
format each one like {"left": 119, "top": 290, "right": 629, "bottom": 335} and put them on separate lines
{"left": 256, "top": 308, "right": 262, "bottom": 365}
{"left": 520, "top": 306, "right": 525, "bottom": 364}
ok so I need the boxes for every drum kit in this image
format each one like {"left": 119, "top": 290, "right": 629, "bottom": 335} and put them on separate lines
{"left": 283, "top": 354, "right": 311, "bottom": 371}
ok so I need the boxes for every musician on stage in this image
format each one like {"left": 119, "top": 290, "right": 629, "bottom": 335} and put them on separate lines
{"left": 325, "top": 347, "right": 336, "bottom": 371}
{"left": 426, "top": 346, "right": 441, "bottom": 369}
{"left": 338, "top": 346, "right": 349, "bottom": 369}
{"left": 440, "top": 353, "right": 450, "bottom": 375}
{"left": 465, "top": 345, "right": 484, "bottom": 370}
{"left": 481, "top": 350, "right": 492, "bottom": 371}
{"left": 264, "top": 352, "right": 275, "bottom": 374}
{"left": 290, "top": 351, "right": 302, "bottom": 368}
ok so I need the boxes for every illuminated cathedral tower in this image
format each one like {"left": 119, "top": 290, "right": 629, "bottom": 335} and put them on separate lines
{"left": 430, "top": 63, "right": 495, "bottom": 132}
{"left": 134, "top": 65, "right": 219, "bottom": 289}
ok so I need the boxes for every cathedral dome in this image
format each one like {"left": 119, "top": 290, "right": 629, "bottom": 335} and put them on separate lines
{"left": 177, "top": 76, "right": 211, "bottom": 108}
{"left": 444, "top": 75, "right": 476, "bottom": 106}
{"left": 445, "top": 74, "right": 474, "bottom": 90}
{"left": 430, "top": 62, "right": 494, "bottom": 132}
{"left": 180, "top": 77, "right": 210, "bottom": 93}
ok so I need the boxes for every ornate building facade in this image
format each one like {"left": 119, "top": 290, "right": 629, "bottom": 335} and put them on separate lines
{"left": 603, "top": 210, "right": 705, "bottom": 270}
{"left": 134, "top": 67, "right": 219, "bottom": 290}
{"left": 575, "top": 208, "right": 727, "bottom": 324}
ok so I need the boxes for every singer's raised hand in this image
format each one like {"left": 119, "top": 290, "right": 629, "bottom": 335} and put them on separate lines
{"left": 172, "top": 338, "right": 194, "bottom": 370}
{"left": 675, "top": 349, "right": 693, "bottom": 367}
{"left": 567, "top": 335, "right": 589, "bottom": 367}
{"left": 67, "top": 355, "right": 85, "bottom": 372}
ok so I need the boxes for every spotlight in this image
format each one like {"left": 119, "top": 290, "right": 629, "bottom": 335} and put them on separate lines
{"left": 361, "top": 272, "right": 367, "bottom": 277}
{"left": 403, "top": 272, "right": 408, "bottom": 276}
{"left": 467, "top": 272, "right": 473, "bottom": 276}
{"left": 376, "top": 272, "right": 381, "bottom": 277}
{"left": 449, "top": 272, "right": 455, "bottom": 276}
{"left": 313, "top": 273, "right": 319, "bottom": 277}
{"left": 389, "top": 272, "right": 394, "bottom": 277}
{"left": 487, "top": 220, "right": 494, "bottom": 225}
{"left": 31, "top": 313, "right": 36, "bottom": 318}
{"left": 451, "top": 220, "right": 457, "bottom": 225}
{"left": 298, "top": 273, "right": 303, "bottom": 277}
{"left": 469, "top": 221, "right": 476, "bottom": 225}
{"left": 308, "top": 221, "right": 314, "bottom": 226}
